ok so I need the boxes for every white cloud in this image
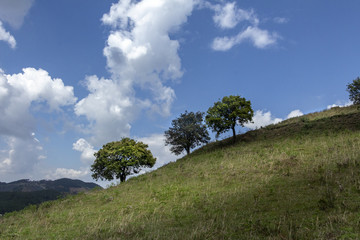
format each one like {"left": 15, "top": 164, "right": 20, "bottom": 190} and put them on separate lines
{"left": 137, "top": 134, "right": 180, "bottom": 169}
{"left": 6, "top": 68, "right": 77, "bottom": 110}
{"left": 213, "top": 2, "right": 258, "bottom": 29}
{"left": 244, "top": 110, "right": 282, "bottom": 130}
{"left": 0, "top": 0, "right": 34, "bottom": 49}
{"left": 77, "top": 0, "right": 195, "bottom": 147}
{"left": 0, "top": 21, "right": 16, "bottom": 48}
{"left": 0, "top": 135, "right": 44, "bottom": 178}
{"left": 327, "top": 100, "right": 352, "bottom": 109}
{"left": 273, "top": 17, "right": 288, "bottom": 24}
{"left": 0, "top": 68, "right": 76, "bottom": 138}
{"left": 208, "top": 1, "right": 279, "bottom": 51}
{"left": 0, "top": 68, "right": 76, "bottom": 181}
{"left": 212, "top": 26, "right": 278, "bottom": 51}
{"left": 287, "top": 109, "right": 303, "bottom": 119}
{"left": 46, "top": 168, "right": 89, "bottom": 180}
{"left": 72, "top": 138, "right": 96, "bottom": 164}
{"left": 0, "top": 0, "right": 34, "bottom": 29}
{"left": 74, "top": 75, "right": 135, "bottom": 145}
{"left": 244, "top": 108, "right": 306, "bottom": 130}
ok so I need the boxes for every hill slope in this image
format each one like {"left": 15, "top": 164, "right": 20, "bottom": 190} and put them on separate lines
{"left": 1, "top": 106, "right": 360, "bottom": 239}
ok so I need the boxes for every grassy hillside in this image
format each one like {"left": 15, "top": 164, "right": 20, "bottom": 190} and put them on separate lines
{"left": 1, "top": 106, "right": 360, "bottom": 239}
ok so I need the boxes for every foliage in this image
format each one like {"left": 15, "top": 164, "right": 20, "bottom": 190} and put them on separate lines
{"left": 165, "top": 111, "right": 210, "bottom": 155}
{"left": 91, "top": 138, "right": 156, "bottom": 182}
{"left": 347, "top": 77, "right": 360, "bottom": 105}
{"left": 206, "top": 95, "right": 253, "bottom": 141}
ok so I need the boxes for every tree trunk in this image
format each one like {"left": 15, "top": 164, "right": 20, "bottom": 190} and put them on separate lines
{"left": 120, "top": 172, "right": 126, "bottom": 182}
{"left": 186, "top": 147, "right": 190, "bottom": 155}
{"left": 232, "top": 126, "right": 236, "bottom": 142}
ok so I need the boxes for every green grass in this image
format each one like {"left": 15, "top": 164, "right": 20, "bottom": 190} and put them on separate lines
{"left": 1, "top": 105, "right": 360, "bottom": 239}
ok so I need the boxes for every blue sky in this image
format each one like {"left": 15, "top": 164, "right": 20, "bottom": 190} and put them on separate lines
{"left": 0, "top": 0, "right": 359, "bottom": 186}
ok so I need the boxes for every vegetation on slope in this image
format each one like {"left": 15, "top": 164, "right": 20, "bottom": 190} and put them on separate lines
{"left": 1, "top": 106, "right": 360, "bottom": 239}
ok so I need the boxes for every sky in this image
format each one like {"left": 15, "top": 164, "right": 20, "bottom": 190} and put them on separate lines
{"left": 0, "top": 0, "right": 359, "bottom": 186}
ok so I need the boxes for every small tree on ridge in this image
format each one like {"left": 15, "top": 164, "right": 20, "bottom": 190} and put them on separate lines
{"left": 165, "top": 111, "right": 210, "bottom": 155}
{"left": 347, "top": 77, "right": 360, "bottom": 105}
{"left": 206, "top": 95, "right": 253, "bottom": 142}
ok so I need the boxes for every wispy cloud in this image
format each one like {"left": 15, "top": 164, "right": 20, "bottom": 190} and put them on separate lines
{"left": 0, "top": 21, "right": 16, "bottom": 48}
{"left": 212, "top": 26, "right": 278, "bottom": 51}
{"left": 207, "top": 1, "right": 280, "bottom": 51}
{"left": 0, "top": 0, "right": 34, "bottom": 49}
{"left": 273, "top": 17, "right": 288, "bottom": 24}
{"left": 46, "top": 168, "right": 89, "bottom": 180}
{"left": 0, "top": 0, "right": 34, "bottom": 29}
{"left": 212, "top": 2, "right": 258, "bottom": 29}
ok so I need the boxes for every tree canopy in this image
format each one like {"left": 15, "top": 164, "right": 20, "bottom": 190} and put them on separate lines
{"left": 165, "top": 111, "right": 210, "bottom": 155}
{"left": 347, "top": 77, "right": 360, "bottom": 105}
{"left": 206, "top": 95, "right": 253, "bottom": 142}
{"left": 91, "top": 138, "right": 156, "bottom": 182}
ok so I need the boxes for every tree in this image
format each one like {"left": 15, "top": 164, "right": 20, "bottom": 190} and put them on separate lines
{"left": 165, "top": 111, "right": 210, "bottom": 155}
{"left": 206, "top": 95, "right": 253, "bottom": 142}
{"left": 347, "top": 77, "right": 360, "bottom": 105}
{"left": 91, "top": 138, "right": 156, "bottom": 182}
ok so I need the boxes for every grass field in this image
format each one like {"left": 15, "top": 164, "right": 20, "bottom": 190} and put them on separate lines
{"left": 1, "top": 105, "right": 360, "bottom": 239}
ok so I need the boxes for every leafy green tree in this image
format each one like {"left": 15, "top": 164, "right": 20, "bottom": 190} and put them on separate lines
{"left": 347, "top": 77, "right": 360, "bottom": 105}
{"left": 165, "top": 111, "right": 210, "bottom": 155}
{"left": 91, "top": 138, "right": 156, "bottom": 182}
{"left": 206, "top": 95, "right": 253, "bottom": 142}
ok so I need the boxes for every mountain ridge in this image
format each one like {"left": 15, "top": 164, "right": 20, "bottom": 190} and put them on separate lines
{"left": 0, "top": 178, "right": 101, "bottom": 214}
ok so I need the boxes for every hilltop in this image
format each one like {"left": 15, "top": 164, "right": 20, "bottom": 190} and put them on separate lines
{"left": 1, "top": 105, "right": 360, "bottom": 239}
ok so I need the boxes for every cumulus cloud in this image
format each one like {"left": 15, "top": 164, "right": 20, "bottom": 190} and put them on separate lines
{"left": 327, "top": 100, "right": 352, "bottom": 109}
{"left": 6, "top": 68, "right": 77, "bottom": 110}
{"left": 0, "top": 21, "right": 16, "bottom": 48}
{"left": 0, "top": 0, "right": 34, "bottom": 29}
{"left": 74, "top": 75, "right": 135, "bottom": 145}
{"left": 72, "top": 138, "right": 96, "bottom": 164}
{"left": 0, "top": 68, "right": 76, "bottom": 138}
{"left": 76, "top": 0, "right": 195, "bottom": 148}
{"left": 287, "top": 109, "right": 303, "bottom": 119}
{"left": 244, "top": 110, "right": 282, "bottom": 130}
{"left": 0, "top": 68, "right": 76, "bottom": 181}
{"left": 245, "top": 109, "right": 305, "bottom": 130}
{"left": 137, "top": 134, "right": 179, "bottom": 169}
{"left": 212, "top": 26, "right": 278, "bottom": 51}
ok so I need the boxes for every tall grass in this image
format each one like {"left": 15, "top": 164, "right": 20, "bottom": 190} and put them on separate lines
{"left": 1, "top": 106, "right": 360, "bottom": 239}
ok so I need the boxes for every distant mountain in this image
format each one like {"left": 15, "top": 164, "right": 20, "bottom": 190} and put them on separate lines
{"left": 0, "top": 178, "right": 101, "bottom": 214}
